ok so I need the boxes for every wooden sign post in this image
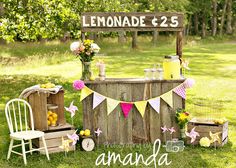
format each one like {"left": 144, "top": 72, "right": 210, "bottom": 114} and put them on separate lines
{"left": 81, "top": 12, "right": 184, "bottom": 57}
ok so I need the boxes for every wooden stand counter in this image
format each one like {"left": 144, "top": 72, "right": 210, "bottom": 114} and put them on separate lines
{"left": 82, "top": 78, "right": 185, "bottom": 144}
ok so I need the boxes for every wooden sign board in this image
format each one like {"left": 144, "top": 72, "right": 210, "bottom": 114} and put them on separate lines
{"left": 81, "top": 12, "right": 184, "bottom": 32}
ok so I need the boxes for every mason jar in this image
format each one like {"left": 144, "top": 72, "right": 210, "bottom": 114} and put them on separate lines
{"left": 163, "top": 55, "right": 181, "bottom": 80}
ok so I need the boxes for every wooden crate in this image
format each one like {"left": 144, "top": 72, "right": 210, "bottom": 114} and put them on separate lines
{"left": 187, "top": 119, "right": 228, "bottom": 147}
{"left": 33, "top": 129, "right": 76, "bottom": 154}
{"left": 28, "top": 90, "right": 68, "bottom": 131}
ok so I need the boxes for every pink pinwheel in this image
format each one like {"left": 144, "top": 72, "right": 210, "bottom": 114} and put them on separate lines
{"left": 186, "top": 127, "right": 200, "bottom": 143}
{"left": 161, "top": 125, "right": 168, "bottom": 133}
{"left": 94, "top": 128, "right": 102, "bottom": 137}
{"left": 65, "top": 101, "right": 78, "bottom": 118}
{"left": 169, "top": 127, "right": 176, "bottom": 134}
{"left": 67, "top": 130, "right": 79, "bottom": 145}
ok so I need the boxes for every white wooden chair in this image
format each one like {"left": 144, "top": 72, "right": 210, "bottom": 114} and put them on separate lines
{"left": 5, "top": 98, "right": 50, "bottom": 165}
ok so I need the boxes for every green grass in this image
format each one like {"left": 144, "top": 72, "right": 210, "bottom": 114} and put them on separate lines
{"left": 0, "top": 36, "right": 236, "bottom": 168}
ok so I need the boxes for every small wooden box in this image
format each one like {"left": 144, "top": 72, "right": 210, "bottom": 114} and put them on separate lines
{"left": 187, "top": 119, "right": 228, "bottom": 147}
{"left": 33, "top": 129, "right": 76, "bottom": 154}
{"left": 28, "top": 90, "right": 70, "bottom": 131}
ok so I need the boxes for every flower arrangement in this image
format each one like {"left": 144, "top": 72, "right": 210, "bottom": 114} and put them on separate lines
{"left": 199, "top": 137, "right": 211, "bottom": 147}
{"left": 70, "top": 39, "right": 100, "bottom": 62}
{"left": 175, "top": 108, "right": 190, "bottom": 129}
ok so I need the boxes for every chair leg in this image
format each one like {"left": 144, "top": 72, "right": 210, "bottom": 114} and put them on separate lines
{"left": 29, "top": 139, "right": 33, "bottom": 155}
{"left": 7, "top": 139, "right": 14, "bottom": 160}
{"left": 42, "top": 136, "right": 50, "bottom": 160}
{"left": 21, "top": 140, "right": 27, "bottom": 165}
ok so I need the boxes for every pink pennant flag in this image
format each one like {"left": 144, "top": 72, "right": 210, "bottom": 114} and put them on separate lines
{"left": 120, "top": 102, "right": 133, "bottom": 118}
{"left": 93, "top": 92, "right": 106, "bottom": 109}
{"left": 183, "top": 78, "right": 195, "bottom": 88}
{"left": 173, "top": 85, "right": 186, "bottom": 99}
{"left": 148, "top": 97, "right": 160, "bottom": 113}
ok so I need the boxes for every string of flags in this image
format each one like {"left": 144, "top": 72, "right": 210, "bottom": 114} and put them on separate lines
{"left": 78, "top": 78, "right": 195, "bottom": 118}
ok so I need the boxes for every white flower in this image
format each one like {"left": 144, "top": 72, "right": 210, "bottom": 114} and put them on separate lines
{"left": 91, "top": 43, "right": 100, "bottom": 53}
{"left": 70, "top": 41, "right": 80, "bottom": 52}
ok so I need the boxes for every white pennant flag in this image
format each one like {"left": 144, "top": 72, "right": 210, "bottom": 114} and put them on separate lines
{"left": 148, "top": 97, "right": 160, "bottom": 113}
{"left": 93, "top": 92, "right": 106, "bottom": 109}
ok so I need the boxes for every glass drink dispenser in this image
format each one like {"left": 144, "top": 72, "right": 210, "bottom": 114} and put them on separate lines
{"left": 163, "top": 55, "right": 181, "bottom": 80}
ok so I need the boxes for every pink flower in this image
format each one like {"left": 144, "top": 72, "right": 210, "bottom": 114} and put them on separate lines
{"left": 73, "top": 80, "right": 85, "bottom": 90}
{"left": 79, "top": 45, "right": 85, "bottom": 52}
{"left": 184, "top": 112, "right": 190, "bottom": 116}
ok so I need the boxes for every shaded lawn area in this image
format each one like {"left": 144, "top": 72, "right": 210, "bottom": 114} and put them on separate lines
{"left": 0, "top": 36, "right": 236, "bottom": 168}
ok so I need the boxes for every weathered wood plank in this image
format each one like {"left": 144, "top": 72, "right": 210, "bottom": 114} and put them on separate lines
{"left": 28, "top": 92, "right": 47, "bottom": 131}
{"left": 119, "top": 84, "right": 132, "bottom": 144}
{"left": 149, "top": 83, "right": 162, "bottom": 143}
{"left": 176, "top": 31, "right": 183, "bottom": 58}
{"left": 172, "top": 82, "right": 183, "bottom": 139}
{"left": 132, "top": 83, "right": 147, "bottom": 143}
{"left": 107, "top": 84, "right": 120, "bottom": 144}
{"left": 160, "top": 82, "right": 173, "bottom": 142}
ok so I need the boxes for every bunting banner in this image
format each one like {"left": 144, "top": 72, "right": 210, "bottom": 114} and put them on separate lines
{"left": 107, "top": 98, "right": 120, "bottom": 115}
{"left": 160, "top": 91, "right": 173, "bottom": 108}
{"left": 148, "top": 97, "right": 160, "bottom": 114}
{"left": 93, "top": 92, "right": 106, "bottom": 109}
{"left": 134, "top": 101, "right": 148, "bottom": 117}
{"left": 173, "top": 84, "right": 186, "bottom": 99}
{"left": 78, "top": 78, "right": 194, "bottom": 117}
{"left": 120, "top": 102, "right": 133, "bottom": 118}
{"left": 80, "top": 86, "right": 94, "bottom": 101}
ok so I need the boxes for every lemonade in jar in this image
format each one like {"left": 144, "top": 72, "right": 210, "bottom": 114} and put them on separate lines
{"left": 163, "top": 55, "right": 181, "bottom": 80}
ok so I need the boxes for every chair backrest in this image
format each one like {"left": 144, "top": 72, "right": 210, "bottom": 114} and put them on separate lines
{"left": 5, "top": 98, "right": 34, "bottom": 134}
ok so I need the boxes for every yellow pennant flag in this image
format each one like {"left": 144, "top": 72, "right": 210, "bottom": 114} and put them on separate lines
{"left": 80, "top": 86, "right": 93, "bottom": 101}
{"left": 107, "top": 98, "right": 120, "bottom": 115}
{"left": 161, "top": 91, "right": 173, "bottom": 108}
{"left": 134, "top": 101, "right": 147, "bottom": 117}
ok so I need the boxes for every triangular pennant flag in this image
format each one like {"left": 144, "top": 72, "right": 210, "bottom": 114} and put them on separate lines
{"left": 120, "top": 102, "right": 133, "bottom": 118}
{"left": 93, "top": 92, "right": 106, "bottom": 109}
{"left": 148, "top": 97, "right": 160, "bottom": 113}
{"left": 80, "top": 86, "right": 93, "bottom": 101}
{"left": 107, "top": 98, "right": 120, "bottom": 115}
{"left": 134, "top": 101, "right": 147, "bottom": 117}
{"left": 161, "top": 91, "right": 173, "bottom": 108}
{"left": 173, "top": 84, "right": 186, "bottom": 99}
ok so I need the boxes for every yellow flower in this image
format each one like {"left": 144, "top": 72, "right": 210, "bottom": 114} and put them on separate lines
{"left": 199, "top": 137, "right": 211, "bottom": 147}
{"left": 179, "top": 113, "right": 188, "bottom": 121}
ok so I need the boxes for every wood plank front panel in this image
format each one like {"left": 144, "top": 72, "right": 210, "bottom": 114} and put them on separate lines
{"left": 83, "top": 80, "right": 184, "bottom": 144}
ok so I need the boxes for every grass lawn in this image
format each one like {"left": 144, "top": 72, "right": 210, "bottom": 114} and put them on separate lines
{"left": 0, "top": 36, "right": 236, "bottom": 168}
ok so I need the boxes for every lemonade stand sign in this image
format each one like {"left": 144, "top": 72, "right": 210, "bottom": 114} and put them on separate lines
{"left": 81, "top": 12, "right": 184, "bottom": 58}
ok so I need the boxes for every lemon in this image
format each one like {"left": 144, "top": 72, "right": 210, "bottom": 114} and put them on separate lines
{"left": 89, "top": 76, "right": 95, "bottom": 81}
{"left": 48, "top": 116, "right": 53, "bottom": 122}
{"left": 40, "top": 84, "right": 46, "bottom": 88}
{"left": 47, "top": 111, "right": 53, "bottom": 116}
{"left": 47, "top": 120, "right": 51, "bottom": 126}
{"left": 84, "top": 129, "right": 91, "bottom": 136}
{"left": 51, "top": 120, "right": 56, "bottom": 126}
{"left": 52, "top": 113, "right": 58, "bottom": 119}
{"left": 79, "top": 130, "right": 85, "bottom": 136}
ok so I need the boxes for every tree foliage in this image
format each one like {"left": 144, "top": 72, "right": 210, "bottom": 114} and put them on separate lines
{"left": 0, "top": 0, "right": 235, "bottom": 42}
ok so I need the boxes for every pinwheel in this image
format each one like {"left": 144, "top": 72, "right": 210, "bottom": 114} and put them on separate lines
{"left": 94, "top": 128, "right": 102, "bottom": 137}
{"left": 210, "top": 131, "right": 222, "bottom": 149}
{"left": 59, "top": 137, "right": 73, "bottom": 156}
{"left": 161, "top": 125, "right": 168, "bottom": 133}
{"left": 169, "top": 127, "right": 176, "bottom": 134}
{"left": 67, "top": 130, "right": 79, "bottom": 146}
{"left": 185, "top": 127, "right": 200, "bottom": 144}
{"left": 65, "top": 101, "right": 78, "bottom": 125}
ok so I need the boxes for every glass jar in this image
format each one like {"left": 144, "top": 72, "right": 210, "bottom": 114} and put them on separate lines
{"left": 163, "top": 55, "right": 181, "bottom": 80}
{"left": 144, "top": 69, "right": 152, "bottom": 80}
{"left": 47, "top": 104, "right": 58, "bottom": 127}
{"left": 156, "top": 67, "right": 163, "bottom": 80}
{"left": 151, "top": 68, "right": 157, "bottom": 80}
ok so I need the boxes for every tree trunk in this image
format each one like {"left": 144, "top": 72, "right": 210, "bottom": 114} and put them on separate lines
{"left": 201, "top": 15, "right": 207, "bottom": 38}
{"left": 212, "top": 0, "right": 217, "bottom": 36}
{"left": 226, "top": 0, "right": 232, "bottom": 34}
{"left": 220, "top": 0, "right": 228, "bottom": 36}
{"left": 118, "top": 31, "right": 126, "bottom": 43}
{"left": 194, "top": 13, "right": 199, "bottom": 35}
{"left": 132, "top": 31, "right": 138, "bottom": 49}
